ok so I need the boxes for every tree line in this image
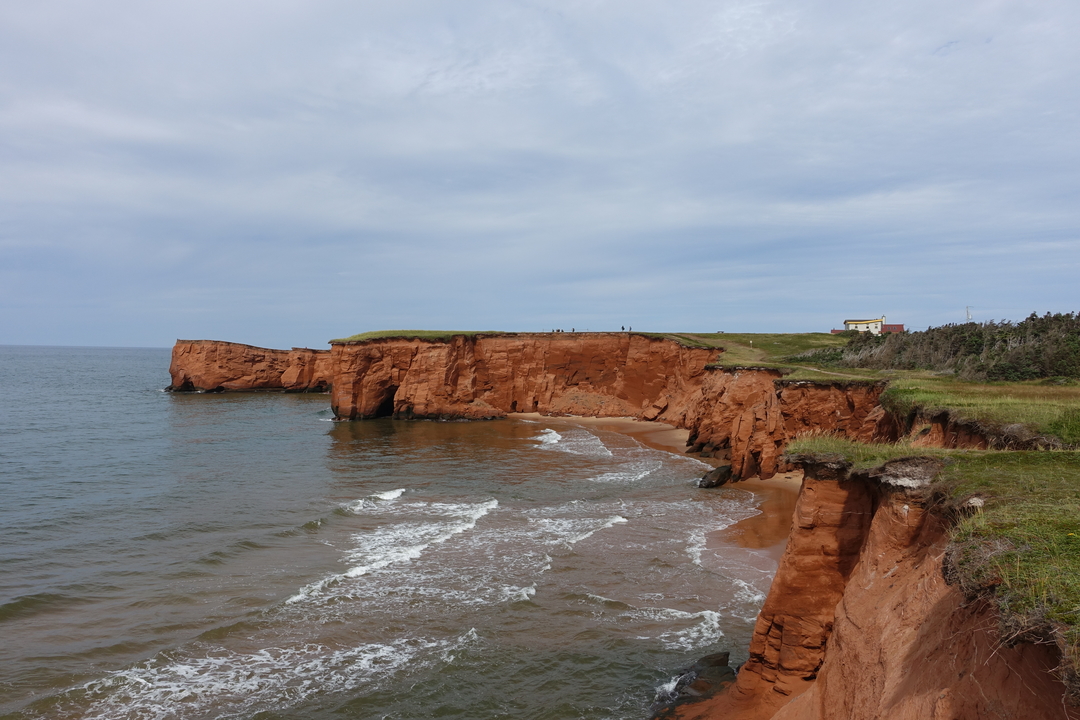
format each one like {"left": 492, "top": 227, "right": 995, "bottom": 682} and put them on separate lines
{"left": 796, "top": 312, "right": 1080, "bottom": 381}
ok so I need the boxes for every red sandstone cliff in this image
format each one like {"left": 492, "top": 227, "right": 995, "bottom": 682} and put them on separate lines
{"left": 325, "top": 336, "right": 889, "bottom": 482}
{"left": 673, "top": 372, "right": 888, "bottom": 480}
{"left": 328, "top": 333, "right": 715, "bottom": 421}
{"left": 167, "top": 335, "right": 890, "bottom": 482}
{"left": 165, "top": 334, "right": 1071, "bottom": 718}
{"left": 675, "top": 456, "right": 1079, "bottom": 720}
{"left": 168, "top": 340, "right": 332, "bottom": 392}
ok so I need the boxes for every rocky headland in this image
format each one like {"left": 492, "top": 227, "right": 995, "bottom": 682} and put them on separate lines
{"left": 170, "top": 334, "right": 888, "bottom": 482}
{"left": 167, "top": 333, "right": 1078, "bottom": 718}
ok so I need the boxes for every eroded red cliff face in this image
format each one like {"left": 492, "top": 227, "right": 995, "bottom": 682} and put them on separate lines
{"left": 673, "top": 373, "right": 888, "bottom": 480}
{"left": 675, "top": 456, "right": 1080, "bottom": 720}
{"left": 168, "top": 335, "right": 891, "bottom": 481}
{"left": 326, "top": 336, "right": 895, "bottom": 482}
{"left": 328, "top": 333, "right": 715, "bottom": 421}
{"left": 167, "top": 335, "right": 1072, "bottom": 717}
{"left": 168, "top": 340, "right": 332, "bottom": 392}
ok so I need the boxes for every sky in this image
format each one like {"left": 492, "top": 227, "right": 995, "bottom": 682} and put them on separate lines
{"left": 2, "top": 0, "right": 1078, "bottom": 349}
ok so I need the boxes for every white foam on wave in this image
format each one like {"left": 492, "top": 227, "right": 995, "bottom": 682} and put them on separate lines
{"left": 72, "top": 631, "right": 472, "bottom": 720}
{"left": 502, "top": 585, "right": 536, "bottom": 603}
{"left": 643, "top": 609, "right": 724, "bottom": 651}
{"left": 534, "top": 427, "right": 613, "bottom": 457}
{"left": 656, "top": 675, "right": 680, "bottom": 697}
{"left": 572, "top": 594, "right": 724, "bottom": 652}
{"left": 731, "top": 577, "right": 767, "bottom": 607}
{"left": 534, "top": 428, "right": 562, "bottom": 444}
{"left": 587, "top": 459, "right": 661, "bottom": 484}
{"left": 529, "top": 515, "right": 628, "bottom": 548}
{"left": 343, "top": 488, "right": 407, "bottom": 514}
{"left": 287, "top": 499, "right": 498, "bottom": 604}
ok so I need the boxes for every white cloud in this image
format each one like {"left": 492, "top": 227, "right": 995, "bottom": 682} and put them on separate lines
{"left": 1, "top": 0, "right": 1078, "bottom": 347}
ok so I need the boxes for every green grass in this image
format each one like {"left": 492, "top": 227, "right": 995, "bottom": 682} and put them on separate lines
{"left": 787, "top": 435, "right": 1080, "bottom": 683}
{"left": 332, "top": 329, "right": 718, "bottom": 348}
{"left": 633, "top": 332, "right": 716, "bottom": 349}
{"left": 880, "top": 376, "right": 1080, "bottom": 443}
{"left": 785, "top": 434, "right": 955, "bottom": 468}
{"left": 942, "top": 453, "right": 1080, "bottom": 645}
{"left": 682, "top": 332, "right": 849, "bottom": 367}
{"left": 330, "top": 330, "right": 506, "bottom": 343}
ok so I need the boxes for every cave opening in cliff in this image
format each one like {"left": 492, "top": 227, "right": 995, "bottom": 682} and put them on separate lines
{"left": 374, "top": 386, "right": 398, "bottom": 418}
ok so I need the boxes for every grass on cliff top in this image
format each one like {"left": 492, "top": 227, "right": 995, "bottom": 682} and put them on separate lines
{"left": 788, "top": 435, "right": 1080, "bottom": 672}
{"left": 692, "top": 329, "right": 1080, "bottom": 442}
{"left": 331, "top": 329, "right": 719, "bottom": 348}
{"left": 680, "top": 332, "right": 850, "bottom": 365}
{"left": 330, "top": 330, "right": 507, "bottom": 343}
{"left": 880, "top": 376, "right": 1080, "bottom": 444}
{"left": 633, "top": 332, "right": 716, "bottom": 349}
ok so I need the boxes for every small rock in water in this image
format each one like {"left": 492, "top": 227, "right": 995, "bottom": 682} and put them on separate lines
{"left": 650, "top": 651, "right": 737, "bottom": 718}
{"left": 698, "top": 464, "right": 733, "bottom": 488}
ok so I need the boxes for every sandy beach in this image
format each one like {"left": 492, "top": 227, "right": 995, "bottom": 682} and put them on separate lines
{"left": 509, "top": 413, "right": 800, "bottom": 561}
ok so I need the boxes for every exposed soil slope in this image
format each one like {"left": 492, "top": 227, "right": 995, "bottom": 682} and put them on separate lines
{"left": 675, "top": 456, "right": 1079, "bottom": 720}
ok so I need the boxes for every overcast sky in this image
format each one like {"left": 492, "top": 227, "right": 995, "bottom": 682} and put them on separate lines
{"left": 2, "top": 0, "right": 1078, "bottom": 348}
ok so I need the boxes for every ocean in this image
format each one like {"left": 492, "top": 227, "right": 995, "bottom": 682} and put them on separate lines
{"left": 0, "top": 345, "right": 778, "bottom": 720}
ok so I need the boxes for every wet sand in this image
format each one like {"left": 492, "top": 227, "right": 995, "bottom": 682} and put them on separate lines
{"left": 509, "top": 413, "right": 800, "bottom": 560}
{"left": 713, "top": 472, "right": 801, "bottom": 561}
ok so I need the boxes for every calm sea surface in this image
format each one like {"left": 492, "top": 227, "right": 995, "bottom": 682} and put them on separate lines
{"left": 0, "top": 346, "right": 777, "bottom": 719}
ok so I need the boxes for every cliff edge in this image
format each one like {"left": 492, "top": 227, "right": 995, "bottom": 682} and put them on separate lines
{"left": 166, "top": 333, "right": 1076, "bottom": 718}
{"left": 168, "top": 334, "right": 888, "bottom": 481}
{"left": 674, "top": 455, "right": 1079, "bottom": 720}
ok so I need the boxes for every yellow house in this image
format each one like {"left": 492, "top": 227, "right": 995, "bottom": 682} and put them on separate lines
{"left": 844, "top": 316, "right": 885, "bottom": 334}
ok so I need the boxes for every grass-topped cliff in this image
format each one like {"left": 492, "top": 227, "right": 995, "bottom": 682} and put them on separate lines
{"left": 787, "top": 434, "right": 1080, "bottom": 695}
{"left": 666, "top": 325, "right": 1080, "bottom": 445}
{"left": 327, "top": 327, "right": 1080, "bottom": 445}
{"left": 331, "top": 330, "right": 507, "bottom": 343}
{"left": 331, "top": 329, "right": 717, "bottom": 349}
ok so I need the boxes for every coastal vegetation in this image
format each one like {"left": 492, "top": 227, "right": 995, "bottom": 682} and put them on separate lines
{"left": 792, "top": 312, "right": 1080, "bottom": 381}
{"left": 671, "top": 324, "right": 1080, "bottom": 445}
{"left": 718, "top": 318, "right": 1080, "bottom": 692}
{"left": 331, "top": 329, "right": 507, "bottom": 343}
{"left": 332, "top": 329, "right": 720, "bottom": 348}
{"left": 786, "top": 434, "right": 1080, "bottom": 692}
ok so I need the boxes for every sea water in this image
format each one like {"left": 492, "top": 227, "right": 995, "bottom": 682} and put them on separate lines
{"left": 0, "top": 346, "right": 777, "bottom": 719}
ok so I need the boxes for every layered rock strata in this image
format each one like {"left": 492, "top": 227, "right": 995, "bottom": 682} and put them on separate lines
{"left": 903, "top": 409, "right": 1063, "bottom": 450}
{"left": 675, "top": 456, "right": 1079, "bottom": 720}
{"left": 168, "top": 340, "right": 332, "bottom": 392}
{"left": 166, "top": 334, "right": 1072, "bottom": 718}
{"left": 328, "top": 333, "right": 715, "bottom": 422}
{"left": 168, "top": 335, "right": 890, "bottom": 481}
{"left": 674, "top": 373, "right": 889, "bottom": 480}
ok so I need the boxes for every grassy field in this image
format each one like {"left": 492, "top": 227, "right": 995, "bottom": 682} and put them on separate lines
{"left": 331, "top": 330, "right": 507, "bottom": 343}
{"left": 881, "top": 376, "right": 1080, "bottom": 443}
{"left": 786, "top": 435, "right": 1080, "bottom": 678}
{"left": 677, "top": 332, "right": 851, "bottom": 365}
{"left": 334, "top": 329, "right": 722, "bottom": 349}
{"left": 668, "top": 332, "right": 1080, "bottom": 442}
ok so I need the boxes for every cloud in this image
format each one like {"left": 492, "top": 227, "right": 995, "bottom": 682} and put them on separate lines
{"left": 1, "top": 0, "right": 1078, "bottom": 347}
